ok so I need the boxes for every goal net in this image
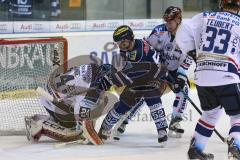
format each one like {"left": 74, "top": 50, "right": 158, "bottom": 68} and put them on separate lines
{"left": 0, "top": 37, "right": 68, "bottom": 135}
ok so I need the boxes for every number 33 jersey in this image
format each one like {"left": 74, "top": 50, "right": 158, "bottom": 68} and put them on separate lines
{"left": 176, "top": 11, "right": 240, "bottom": 86}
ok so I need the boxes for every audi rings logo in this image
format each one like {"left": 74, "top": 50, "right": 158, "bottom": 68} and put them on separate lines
{"left": 0, "top": 24, "right": 7, "bottom": 31}
{"left": 103, "top": 42, "right": 118, "bottom": 52}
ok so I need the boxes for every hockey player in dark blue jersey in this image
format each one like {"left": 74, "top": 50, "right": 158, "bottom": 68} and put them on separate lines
{"left": 98, "top": 25, "right": 169, "bottom": 146}
{"left": 115, "top": 7, "right": 193, "bottom": 139}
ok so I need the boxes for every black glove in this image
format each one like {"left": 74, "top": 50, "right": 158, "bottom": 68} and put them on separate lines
{"left": 96, "top": 75, "right": 113, "bottom": 91}
{"left": 173, "top": 73, "right": 187, "bottom": 93}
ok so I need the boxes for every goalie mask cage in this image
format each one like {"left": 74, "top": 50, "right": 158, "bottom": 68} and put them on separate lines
{"left": 0, "top": 37, "right": 68, "bottom": 135}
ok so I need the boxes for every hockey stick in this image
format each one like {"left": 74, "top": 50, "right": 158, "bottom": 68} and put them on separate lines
{"left": 111, "top": 97, "right": 144, "bottom": 141}
{"left": 110, "top": 104, "right": 137, "bottom": 140}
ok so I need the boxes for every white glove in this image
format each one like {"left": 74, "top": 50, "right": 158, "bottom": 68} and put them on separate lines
{"left": 147, "top": 34, "right": 163, "bottom": 51}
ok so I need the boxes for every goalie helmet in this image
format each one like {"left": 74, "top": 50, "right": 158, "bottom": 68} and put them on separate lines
{"left": 163, "top": 6, "right": 182, "bottom": 22}
{"left": 113, "top": 25, "right": 134, "bottom": 42}
{"left": 219, "top": 0, "right": 240, "bottom": 10}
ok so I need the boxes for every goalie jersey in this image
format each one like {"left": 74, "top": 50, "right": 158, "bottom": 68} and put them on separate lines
{"left": 47, "top": 64, "right": 94, "bottom": 100}
{"left": 42, "top": 64, "right": 101, "bottom": 121}
{"left": 176, "top": 12, "right": 240, "bottom": 86}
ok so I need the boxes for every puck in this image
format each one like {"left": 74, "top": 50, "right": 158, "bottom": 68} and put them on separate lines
{"left": 113, "top": 137, "right": 120, "bottom": 140}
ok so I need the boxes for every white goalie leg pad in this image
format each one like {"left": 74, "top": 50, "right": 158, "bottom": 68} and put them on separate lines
{"left": 25, "top": 114, "right": 85, "bottom": 142}
{"left": 25, "top": 114, "right": 49, "bottom": 142}
{"left": 42, "top": 119, "right": 84, "bottom": 142}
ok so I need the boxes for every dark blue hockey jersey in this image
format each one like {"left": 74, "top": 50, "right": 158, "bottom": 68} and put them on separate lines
{"left": 120, "top": 39, "right": 159, "bottom": 80}
{"left": 121, "top": 39, "right": 157, "bottom": 63}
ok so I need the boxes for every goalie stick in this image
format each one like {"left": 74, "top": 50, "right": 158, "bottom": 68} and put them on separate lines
{"left": 54, "top": 137, "right": 90, "bottom": 148}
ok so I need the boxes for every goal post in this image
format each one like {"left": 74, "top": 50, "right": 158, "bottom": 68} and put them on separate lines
{"left": 0, "top": 37, "right": 68, "bottom": 135}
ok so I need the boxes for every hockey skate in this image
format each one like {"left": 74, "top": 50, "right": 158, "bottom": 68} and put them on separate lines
{"left": 25, "top": 116, "right": 43, "bottom": 142}
{"left": 158, "top": 129, "right": 168, "bottom": 147}
{"left": 187, "top": 138, "right": 214, "bottom": 160}
{"left": 168, "top": 116, "right": 184, "bottom": 138}
{"left": 228, "top": 137, "right": 240, "bottom": 160}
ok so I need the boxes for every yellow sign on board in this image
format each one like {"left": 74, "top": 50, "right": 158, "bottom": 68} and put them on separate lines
{"left": 69, "top": 0, "right": 81, "bottom": 7}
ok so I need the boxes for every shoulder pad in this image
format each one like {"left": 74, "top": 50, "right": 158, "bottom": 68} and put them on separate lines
{"left": 153, "top": 24, "right": 168, "bottom": 33}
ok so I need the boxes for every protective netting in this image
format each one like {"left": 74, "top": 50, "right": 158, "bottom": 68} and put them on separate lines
{"left": 0, "top": 38, "right": 67, "bottom": 135}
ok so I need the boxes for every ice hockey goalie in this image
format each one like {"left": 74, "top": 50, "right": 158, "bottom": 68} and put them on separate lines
{"left": 25, "top": 63, "right": 119, "bottom": 145}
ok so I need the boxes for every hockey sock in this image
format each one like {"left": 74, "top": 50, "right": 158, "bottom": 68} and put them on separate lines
{"left": 100, "top": 100, "right": 131, "bottom": 131}
{"left": 172, "top": 84, "right": 189, "bottom": 118}
{"left": 229, "top": 114, "right": 240, "bottom": 149}
{"left": 194, "top": 106, "right": 223, "bottom": 151}
{"left": 146, "top": 97, "right": 168, "bottom": 131}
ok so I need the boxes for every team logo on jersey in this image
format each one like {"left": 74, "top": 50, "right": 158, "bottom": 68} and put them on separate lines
{"left": 128, "top": 50, "right": 137, "bottom": 60}
{"left": 203, "top": 12, "right": 217, "bottom": 19}
{"left": 165, "top": 43, "right": 173, "bottom": 51}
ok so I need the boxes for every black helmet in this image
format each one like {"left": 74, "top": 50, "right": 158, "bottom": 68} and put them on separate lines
{"left": 163, "top": 6, "right": 182, "bottom": 22}
{"left": 219, "top": 0, "right": 240, "bottom": 10}
{"left": 113, "top": 25, "right": 134, "bottom": 42}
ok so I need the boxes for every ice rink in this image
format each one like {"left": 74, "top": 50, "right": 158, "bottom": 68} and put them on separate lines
{"left": 0, "top": 89, "right": 230, "bottom": 160}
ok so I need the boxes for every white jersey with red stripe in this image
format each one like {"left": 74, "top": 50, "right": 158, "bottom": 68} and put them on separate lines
{"left": 147, "top": 24, "right": 192, "bottom": 76}
{"left": 176, "top": 11, "right": 240, "bottom": 86}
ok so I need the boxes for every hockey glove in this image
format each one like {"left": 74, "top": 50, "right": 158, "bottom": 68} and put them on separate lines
{"left": 173, "top": 73, "right": 187, "bottom": 93}
{"left": 146, "top": 34, "right": 164, "bottom": 51}
{"left": 96, "top": 75, "right": 113, "bottom": 91}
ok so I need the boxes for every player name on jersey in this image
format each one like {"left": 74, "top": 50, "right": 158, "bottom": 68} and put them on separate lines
{"left": 207, "top": 19, "right": 234, "bottom": 30}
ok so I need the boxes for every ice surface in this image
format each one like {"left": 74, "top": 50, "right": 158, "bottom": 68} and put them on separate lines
{"left": 0, "top": 89, "right": 230, "bottom": 160}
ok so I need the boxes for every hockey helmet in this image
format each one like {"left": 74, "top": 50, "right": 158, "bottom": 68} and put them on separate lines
{"left": 163, "top": 6, "right": 182, "bottom": 22}
{"left": 113, "top": 25, "right": 134, "bottom": 42}
{"left": 220, "top": 0, "right": 240, "bottom": 10}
